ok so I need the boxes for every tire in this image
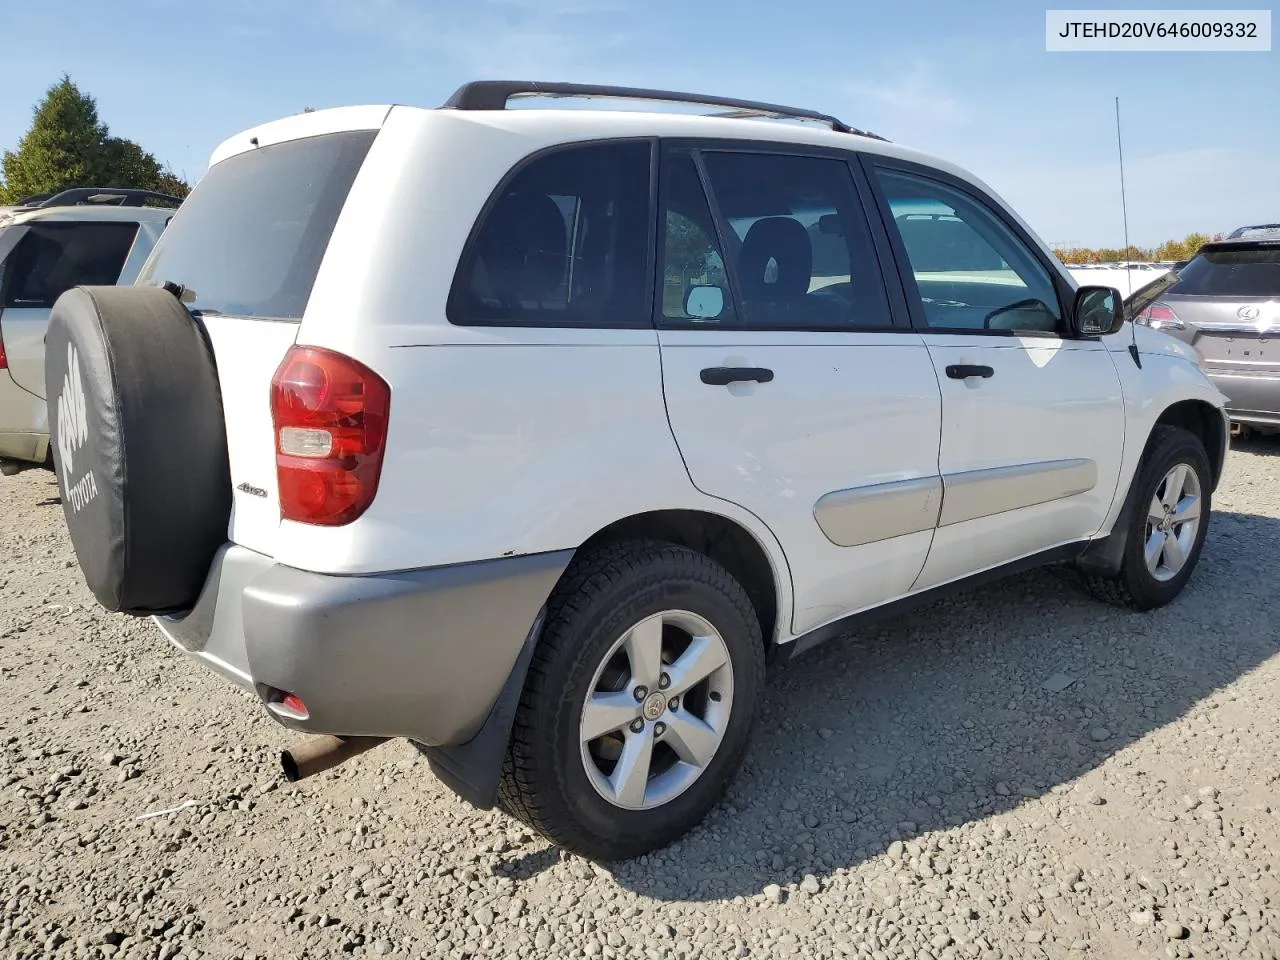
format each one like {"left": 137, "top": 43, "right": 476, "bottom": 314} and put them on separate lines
{"left": 1083, "top": 425, "right": 1211, "bottom": 611}
{"left": 498, "top": 539, "right": 765, "bottom": 861}
{"left": 44, "top": 286, "right": 232, "bottom": 615}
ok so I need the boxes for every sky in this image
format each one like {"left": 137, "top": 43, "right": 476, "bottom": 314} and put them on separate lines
{"left": 1, "top": 0, "right": 1276, "bottom": 248}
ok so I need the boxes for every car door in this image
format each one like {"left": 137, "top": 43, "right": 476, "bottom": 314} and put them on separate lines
{"left": 864, "top": 159, "right": 1126, "bottom": 591}
{"left": 0, "top": 219, "right": 141, "bottom": 398}
{"left": 655, "top": 144, "right": 944, "bottom": 636}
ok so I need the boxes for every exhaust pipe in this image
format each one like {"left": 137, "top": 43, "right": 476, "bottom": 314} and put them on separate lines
{"left": 280, "top": 735, "right": 389, "bottom": 782}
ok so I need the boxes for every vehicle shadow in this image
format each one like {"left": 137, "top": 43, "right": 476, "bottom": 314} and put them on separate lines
{"left": 565, "top": 507, "right": 1279, "bottom": 902}
{"left": 1230, "top": 434, "right": 1280, "bottom": 457}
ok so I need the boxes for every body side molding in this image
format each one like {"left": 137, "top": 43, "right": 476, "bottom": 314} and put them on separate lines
{"left": 813, "top": 475, "right": 943, "bottom": 547}
{"left": 938, "top": 458, "right": 1097, "bottom": 527}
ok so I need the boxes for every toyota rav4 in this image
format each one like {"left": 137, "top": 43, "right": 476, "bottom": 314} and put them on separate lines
{"left": 46, "top": 82, "right": 1230, "bottom": 861}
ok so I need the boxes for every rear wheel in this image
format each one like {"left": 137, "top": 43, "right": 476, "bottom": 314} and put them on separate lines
{"left": 1084, "top": 425, "right": 1211, "bottom": 611}
{"left": 498, "top": 539, "right": 765, "bottom": 861}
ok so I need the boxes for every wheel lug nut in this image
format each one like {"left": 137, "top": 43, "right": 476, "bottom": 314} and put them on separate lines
{"left": 654, "top": 722, "right": 666, "bottom": 736}
{"left": 633, "top": 686, "right": 648, "bottom": 702}
{"left": 668, "top": 697, "right": 679, "bottom": 711}
{"left": 630, "top": 718, "right": 645, "bottom": 733}
{"left": 659, "top": 674, "right": 671, "bottom": 690}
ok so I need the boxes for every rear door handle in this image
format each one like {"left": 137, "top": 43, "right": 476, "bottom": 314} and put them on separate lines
{"left": 700, "top": 366, "right": 774, "bottom": 386}
{"left": 945, "top": 364, "right": 994, "bottom": 380}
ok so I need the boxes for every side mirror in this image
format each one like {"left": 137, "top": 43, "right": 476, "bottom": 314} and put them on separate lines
{"left": 684, "top": 285, "right": 725, "bottom": 320}
{"left": 1071, "top": 285, "right": 1125, "bottom": 337}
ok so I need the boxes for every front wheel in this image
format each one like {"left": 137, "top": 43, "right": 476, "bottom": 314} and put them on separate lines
{"left": 498, "top": 539, "right": 765, "bottom": 861}
{"left": 1084, "top": 425, "right": 1212, "bottom": 611}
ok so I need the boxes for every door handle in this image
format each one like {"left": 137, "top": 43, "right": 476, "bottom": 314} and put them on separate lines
{"left": 945, "top": 364, "right": 994, "bottom": 380}
{"left": 700, "top": 366, "right": 774, "bottom": 386}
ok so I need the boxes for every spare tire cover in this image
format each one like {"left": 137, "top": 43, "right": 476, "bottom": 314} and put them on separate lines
{"left": 44, "top": 286, "right": 232, "bottom": 615}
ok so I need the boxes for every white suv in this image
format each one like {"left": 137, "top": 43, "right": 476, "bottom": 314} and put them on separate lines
{"left": 46, "top": 83, "right": 1229, "bottom": 862}
{"left": 0, "top": 189, "right": 177, "bottom": 473}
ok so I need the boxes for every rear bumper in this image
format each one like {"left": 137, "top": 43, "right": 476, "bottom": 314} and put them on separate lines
{"left": 1207, "top": 371, "right": 1280, "bottom": 426}
{"left": 154, "top": 545, "right": 572, "bottom": 747}
{"left": 0, "top": 372, "right": 49, "bottom": 464}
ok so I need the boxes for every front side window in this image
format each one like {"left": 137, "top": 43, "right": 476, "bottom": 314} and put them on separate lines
{"left": 3, "top": 221, "right": 139, "bottom": 308}
{"left": 874, "top": 168, "right": 1062, "bottom": 334}
{"left": 664, "top": 151, "right": 892, "bottom": 330}
{"left": 450, "top": 141, "right": 653, "bottom": 327}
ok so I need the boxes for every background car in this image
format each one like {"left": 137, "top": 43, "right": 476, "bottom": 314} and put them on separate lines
{"left": 0, "top": 188, "right": 179, "bottom": 474}
{"left": 1134, "top": 233, "right": 1280, "bottom": 433}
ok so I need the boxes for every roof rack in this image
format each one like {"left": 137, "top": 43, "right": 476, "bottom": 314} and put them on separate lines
{"left": 442, "top": 81, "right": 888, "bottom": 141}
{"left": 18, "top": 188, "right": 183, "bottom": 209}
{"left": 1226, "top": 223, "right": 1280, "bottom": 239}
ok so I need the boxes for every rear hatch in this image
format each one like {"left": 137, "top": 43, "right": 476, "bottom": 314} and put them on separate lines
{"left": 135, "top": 119, "right": 382, "bottom": 557}
{"left": 1156, "top": 241, "right": 1280, "bottom": 374}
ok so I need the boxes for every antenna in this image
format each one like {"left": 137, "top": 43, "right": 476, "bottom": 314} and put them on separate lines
{"left": 1115, "top": 96, "right": 1141, "bottom": 369}
{"left": 1115, "top": 96, "right": 1131, "bottom": 262}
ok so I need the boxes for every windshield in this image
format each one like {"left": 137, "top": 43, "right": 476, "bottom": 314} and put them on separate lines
{"left": 136, "top": 129, "right": 376, "bottom": 319}
{"left": 1168, "top": 248, "right": 1280, "bottom": 298}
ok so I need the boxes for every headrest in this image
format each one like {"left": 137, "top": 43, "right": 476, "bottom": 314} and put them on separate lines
{"left": 738, "top": 217, "right": 812, "bottom": 302}
{"left": 480, "top": 191, "right": 568, "bottom": 301}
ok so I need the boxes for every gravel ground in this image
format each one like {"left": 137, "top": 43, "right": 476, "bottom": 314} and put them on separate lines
{"left": 2, "top": 440, "right": 1279, "bottom": 960}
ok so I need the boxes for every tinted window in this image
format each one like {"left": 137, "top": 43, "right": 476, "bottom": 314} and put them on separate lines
{"left": 136, "top": 130, "right": 375, "bottom": 319}
{"left": 1168, "top": 248, "right": 1280, "bottom": 297}
{"left": 691, "top": 151, "right": 892, "bottom": 330}
{"left": 659, "top": 153, "right": 736, "bottom": 324}
{"left": 450, "top": 142, "right": 652, "bottom": 327}
{"left": 875, "top": 169, "right": 1061, "bottom": 333}
{"left": 3, "top": 222, "right": 139, "bottom": 308}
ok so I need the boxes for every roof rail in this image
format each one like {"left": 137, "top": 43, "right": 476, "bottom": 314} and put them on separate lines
{"left": 442, "top": 80, "right": 888, "bottom": 141}
{"left": 1226, "top": 223, "right": 1280, "bottom": 239}
{"left": 20, "top": 188, "right": 183, "bottom": 209}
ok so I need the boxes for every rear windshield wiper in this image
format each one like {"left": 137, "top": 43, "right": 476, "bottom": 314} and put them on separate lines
{"left": 153, "top": 279, "right": 218, "bottom": 316}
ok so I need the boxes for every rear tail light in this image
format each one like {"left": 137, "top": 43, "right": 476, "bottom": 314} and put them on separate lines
{"left": 1135, "top": 302, "right": 1185, "bottom": 331}
{"left": 270, "top": 346, "right": 390, "bottom": 526}
{"left": 0, "top": 325, "right": 7, "bottom": 369}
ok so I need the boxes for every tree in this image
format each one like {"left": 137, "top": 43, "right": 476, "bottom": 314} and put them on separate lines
{"left": 664, "top": 213, "right": 713, "bottom": 279}
{"left": 0, "top": 75, "right": 189, "bottom": 204}
{"left": 1182, "top": 232, "right": 1210, "bottom": 256}
{"left": 1052, "top": 231, "right": 1220, "bottom": 265}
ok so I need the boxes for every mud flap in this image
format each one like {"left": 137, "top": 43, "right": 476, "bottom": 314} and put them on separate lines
{"left": 417, "top": 609, "right": 546, "bottom": 810}
{"left": 1076, "top": 461, "right": 1141, "bottom": 578}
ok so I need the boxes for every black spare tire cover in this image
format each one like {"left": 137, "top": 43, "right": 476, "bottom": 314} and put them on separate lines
{"left": 44, "top": 286, "right": 232, "bottom": 615}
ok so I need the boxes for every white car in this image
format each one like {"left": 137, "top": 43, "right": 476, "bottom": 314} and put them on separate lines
{"left": 0, "top": 190, "right": 177, "bottom": 473}
{"left": 46, "top": 82, "right": 1229, "bottom": 862}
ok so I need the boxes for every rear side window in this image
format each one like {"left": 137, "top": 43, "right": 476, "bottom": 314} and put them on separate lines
{"left": 3, "top": 221, "right": 139, "bottom": 308}
{"left": 136, "top": 130, "right": 376, "bottom": 319}
{"left": 695, "top": 151, "right": 893, "bottom": 330}
{"left": 449, "top": 141, "right": 653, "bottom": 328}
{"left": 1168, "top": 249, "right": 1280, "bottom": 297}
